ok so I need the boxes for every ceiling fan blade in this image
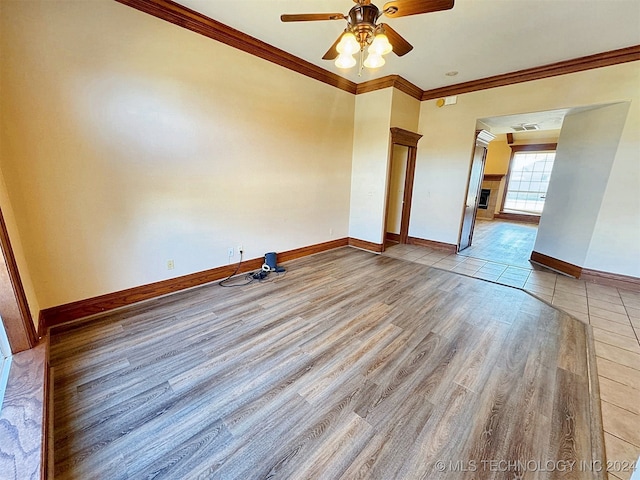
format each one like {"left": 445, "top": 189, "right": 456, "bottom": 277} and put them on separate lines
{"left": 381, "top": 23, "right": 413, "bottom": 56}
{"left": 280, "top": 13, "right": 345, "bottom": 22}
{"left": 322, "top": 33, "right": 344, "bottom": 60}
{"left": 382, "top": 0, "right": 454, "bottom": 18}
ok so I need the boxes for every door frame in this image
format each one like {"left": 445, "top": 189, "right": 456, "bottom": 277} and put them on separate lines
{"left": 0, "top": 208, "right": 37, "bottom": 353}
{"left": 383, "top": 127, "right": 423, "bottom": 249}
{"left": 457, "top": 129, "right": 495, "bottom": 251}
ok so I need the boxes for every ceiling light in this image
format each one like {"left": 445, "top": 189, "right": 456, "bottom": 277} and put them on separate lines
{"left": 336, "top": 32, "right": 359, "bottom": 55}
{"left": 282, "top": 0, "right": 454, "bottom": 74}
{"left": 369, "top": 33, "right": 392, "bottom": 55}
{"left": 334, "top": 28, "right": 392, "bottom": 73}
{"left": 364, "top": 52, "right": 385, "bottom": 69}
{"left": 335, "top": 52, "right": 357, "bottom": 69}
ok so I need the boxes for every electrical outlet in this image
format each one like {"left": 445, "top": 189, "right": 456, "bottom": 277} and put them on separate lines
{"left": 237, "top": 245, "right": 243, "bottom": 255}
{"left": 228, "top": 247, "right": 234, "bottom": 258}
{"left": 167, "top": 260, "right": 174, "bottom": 270}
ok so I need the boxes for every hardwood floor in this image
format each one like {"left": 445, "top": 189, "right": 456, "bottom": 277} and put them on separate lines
{"left": 51, "top": 247, "right": 604, "bottom": 479}
{"left": 385, "top": 239, "right": 640, "bottom": 480}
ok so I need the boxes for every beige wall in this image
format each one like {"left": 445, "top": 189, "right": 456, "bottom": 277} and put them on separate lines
{"left": 0, "top": 171, "right": 40, "bottom": 327}
{"left": 349, "top": 89, "right": 393, "bottom": 244}
{"left": 485, "top": 139, "right": 512, "bottom": 175}
{"left": 390, "top": 89, "right": 421, "bottom": 132}
{"left": 483, "top": 140, "right": 511, "bottom": 216}
{"left": 0, "top": 0, "right": 355, "bottom": 309}
{"left": 413, "top": 62, "right": 640, "bottom": 277}
{"left": 535, "top": 103, "right": 630, "bottom": 269}
{"left": 348, "top": 87, "right": 421, "bottom": 245}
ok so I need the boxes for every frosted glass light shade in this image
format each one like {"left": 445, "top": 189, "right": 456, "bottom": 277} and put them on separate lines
{"left": 335, "top": 53, "right": 356, "bottom": 69}
{"left": 364, "top": 53, "right": 385, "bottom": 68}
{"left": 369, "top": 34, "right": 392, "bottom": 55}
{"left": 337, "top": 32, "right": 360, "bottom": 55}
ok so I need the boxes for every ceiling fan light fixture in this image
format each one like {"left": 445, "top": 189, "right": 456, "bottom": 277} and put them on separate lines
{"left": 369, "top": 33, "right": 393, "bottom": 55}
{"left": 282, "top": 0, "right": 455, "bottom": 71}
{"left": 337, "top": 32, "right": 360, "bottom": 55}
{"left": 335, "top": 52, "right": 357, "bottom": 69}
{"left": 364, "top": 52, "right": 385, "bottom": 68}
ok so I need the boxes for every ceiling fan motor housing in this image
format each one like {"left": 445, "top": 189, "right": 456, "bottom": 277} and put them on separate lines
{"left": 347, "top": 4, "right": 381, "bottom": 46}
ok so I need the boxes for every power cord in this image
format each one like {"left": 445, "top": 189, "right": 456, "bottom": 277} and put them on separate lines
{"left": 218, "top": 250, "right": 287, "bottom": 287}
{"left": 218, "top": 250, "right": 253, "bottom": 287}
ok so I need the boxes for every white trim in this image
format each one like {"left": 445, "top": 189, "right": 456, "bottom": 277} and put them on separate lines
{"left": 0, "top": 319, "right": 10, "bottom": 358}
{"left": 0, "top": 320, "right": 11, "bottom": 410}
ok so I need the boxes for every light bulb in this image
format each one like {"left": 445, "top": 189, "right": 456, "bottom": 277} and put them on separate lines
{"left": 335, "top": 53, "right": 356, "bottom": 69}
{"left": 364, "top": 53, "right": 385, "bottom": 68}
{"left": 370, "top": 33, "right": 392, "bottom": 55}
{"left": 337, "top": 32, "right": 359, "bottom": 55}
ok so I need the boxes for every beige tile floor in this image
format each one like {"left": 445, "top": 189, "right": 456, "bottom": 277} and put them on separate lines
{"left": 383, "top": 243, "right": 640, "bottom": 480}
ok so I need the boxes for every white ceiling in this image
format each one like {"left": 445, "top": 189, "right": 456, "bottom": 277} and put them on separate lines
{"left": 178, "top": 0, "right": 640, "bottom": 91}
{"left": 479, "top": 108, "right": 571, "bottom": 133}
{"left": 478, "top": 103, "right": 617, "bottom": 133}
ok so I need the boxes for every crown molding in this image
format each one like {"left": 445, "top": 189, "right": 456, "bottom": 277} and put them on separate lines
{"left": 114, "top": 1, "right": 638, "bottom": 102}
{"left": 393, "top": 76, "right": 424, "bottom": 100}
{"left": 356, "top": 76, "right": 397, "bottom": 95}
{"left": 114, "top": 0, "right": 358, "bottom": 94}
{"left": 356, "top": 75, "right": 423, "bottom": 100}
{"left": 421, "top": 45, "right": 640, "bottom": 100}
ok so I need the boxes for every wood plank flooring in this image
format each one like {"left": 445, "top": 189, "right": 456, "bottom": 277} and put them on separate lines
{"left": 50, "top": 247, "right": 604, "bottom": 479}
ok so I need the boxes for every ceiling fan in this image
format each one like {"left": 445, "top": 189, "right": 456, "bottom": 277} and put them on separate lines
{"left": 281, "top": 0, "right": 454, "bottom": 72}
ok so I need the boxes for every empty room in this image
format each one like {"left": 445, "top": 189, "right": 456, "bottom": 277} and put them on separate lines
{"left": 0, "top": 0, "right": 639, "bottom": 479}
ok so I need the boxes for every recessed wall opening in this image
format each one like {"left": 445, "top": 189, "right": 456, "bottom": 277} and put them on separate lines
{"left": 460, "top": 103, "right": 627, "bottom": 273}
{"left": 457, "top": 109, "right": 566, "bottom": 266}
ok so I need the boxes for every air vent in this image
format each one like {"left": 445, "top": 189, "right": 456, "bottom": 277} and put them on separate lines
{"left": 512, "top": 123, "right": 540, "bottom": 132}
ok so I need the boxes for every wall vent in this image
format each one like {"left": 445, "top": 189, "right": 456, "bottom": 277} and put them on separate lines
{"left": 512, "top": 123, "right": 541, "bottom": 132}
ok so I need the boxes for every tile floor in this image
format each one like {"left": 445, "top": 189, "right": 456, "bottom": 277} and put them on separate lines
{"left": 383, "top": 242, "right": 640, "bottom": 480}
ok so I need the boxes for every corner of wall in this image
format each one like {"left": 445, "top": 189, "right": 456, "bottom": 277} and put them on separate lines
{"left": 348, "top": 89, "right": 394, "bottom": 244}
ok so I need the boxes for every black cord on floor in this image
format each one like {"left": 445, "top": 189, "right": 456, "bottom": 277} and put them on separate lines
{"left": 218, "top": 252, "right": 254, "bottom": 287}
{"left": 218, "top": 251, "right": 287, "bottom": 288}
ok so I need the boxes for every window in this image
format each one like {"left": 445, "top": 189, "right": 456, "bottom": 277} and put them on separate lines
{"left": 0, "top": 321, "right": 11, "bottom": 410}
{"left": 503, "top": 145, "right": 556, "bottom": 214}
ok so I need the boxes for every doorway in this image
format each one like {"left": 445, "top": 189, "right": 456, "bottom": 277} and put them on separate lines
{"left": 458, "top": 130, "right": 495, "bottom": 251}
{"left": 460, "top": 110, "right": 568, "bottom": 266}
{"left": 0, "top": 208, "right": 37, "bottom": 354}
{"left": 385, "top": 144, "right": 409, "bottom": 245}
{"left": 384, "top": 127, "right": 422, "bottom": 248}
